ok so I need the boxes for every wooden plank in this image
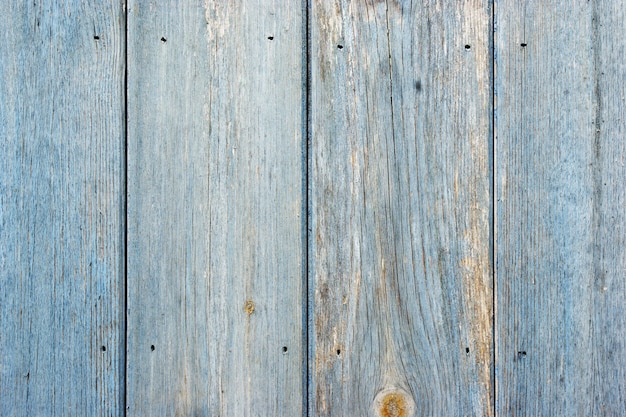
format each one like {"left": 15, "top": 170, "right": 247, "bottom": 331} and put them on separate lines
{"left": 0, "top": 2, "right": 125, "bottom": 416}
{"left": 310, "top": 1, "right": 493, "bottom": 415}
{"left": 126, "top": 1, "right": 304, "bottom": 415}
{"left": 495, "top": 1, "right": 626, "bottom": 414}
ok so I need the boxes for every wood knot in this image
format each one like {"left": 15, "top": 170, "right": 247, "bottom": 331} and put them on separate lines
{"left": 373, "top": 389, "right": 414, "bottom": 417}
{"left": 244, "top": 300, "right": 255, "bottom": 315}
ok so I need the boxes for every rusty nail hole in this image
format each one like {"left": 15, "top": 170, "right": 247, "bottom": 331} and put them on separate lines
{"left": 151, "top": 345, "right": 155, "bottom": 351}
{"left": 244, "top": 300, "right": 255, "bottom": 315}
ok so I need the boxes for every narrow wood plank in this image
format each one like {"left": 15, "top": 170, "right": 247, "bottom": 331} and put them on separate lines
{"left": 126, "top": 1, "right": 304, "bottom": 415}
{"left": 495, "top": 1, "right": 626, "bottom": 414}
{"left": 311, "top": 1, "right": 493, "bottom": 415}
{"left": 0, "top": 2, "right": 125, "bottom": 416}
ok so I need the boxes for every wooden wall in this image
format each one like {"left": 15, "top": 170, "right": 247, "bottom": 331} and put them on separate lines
{"left": 0, "top": 2, "right": 125, "bottom": 415}
{"left": 1, "top": 1, "right": 624, "bottom": 416}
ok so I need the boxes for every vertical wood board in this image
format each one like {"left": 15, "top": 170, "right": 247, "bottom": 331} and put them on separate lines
{"left": 0, "top": 1, "right": 125, "bottom": 416}
{"left": 311, "top": 1, "right": 493, "bottom": 415}
{"left": 495, "top": 1, "right": 626, "bottom": 414}
{"left": 126, "top": 1, "right": 305, "bottom": 415}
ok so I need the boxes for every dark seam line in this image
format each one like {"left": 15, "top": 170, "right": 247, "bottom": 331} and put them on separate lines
{"left": 303, "top": 0, "right": 311, "bottom": 416}
{"left": 123, "top": 1, "right": 129, "bottom": 416}
{"left": 491, "top": 1, "right": 497, "bottom": 416}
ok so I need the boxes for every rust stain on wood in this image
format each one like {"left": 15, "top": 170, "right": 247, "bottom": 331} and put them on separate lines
{"left": 379, "top": 393, "right": 407, "bottom": 417}
{"left": 374, "top": 389, "right": 414, "bottom": 417}
{"left": 243, "top": 300, "right": 255, "bottom": 315}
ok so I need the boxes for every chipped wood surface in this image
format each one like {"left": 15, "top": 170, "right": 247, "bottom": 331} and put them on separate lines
{"left": 495, "top": 1, "right": 626, "bottom": 414}
{"left": 0, "top": 1, "right": 125, "bottom": 415}
{"left": 310, "top": 1, "right": 493, "bottom": 415}
{"left": 126, "top": 0, "right": 304, "bottom": 415}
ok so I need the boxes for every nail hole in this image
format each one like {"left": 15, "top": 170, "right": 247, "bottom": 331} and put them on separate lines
{"left": 93, "top": 35, "right": 100, "bottom": 40}
{"left": 517, "top": 351, "right": 527, "bottom": 359}
{"left": 336, "top": 349, "right": 341, "bottom": 355}
{"left": 161, "top": 37, "right": 167, "bottom": 43}
{"left": 464, "top": 44, "right": 471, "bottom": 49}
{"left": 282, "top": 346, "right": 288, "bottom": 353}
{"left": 268, "top": 36, "right": 274, "bottom": 40}
{"left": 337, "top": 44, "right": 343, "bottom": 49}
{"left": 151, "top": 345, "right": 155, "bottom": 351}
{"left": 521, "top": 43, "right": 527, "bottom": 47}
{"left": 466, "top": 347, "right": 470, "bottom": 354}
{"left": 101, "top": 346, "right": 106, "bottom": 352}
{"left": 415, "top": 80, "right": 422, "bottom": 91}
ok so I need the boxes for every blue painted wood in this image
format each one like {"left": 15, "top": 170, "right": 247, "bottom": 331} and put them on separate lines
{"left": 125, "top": 1, "right": 305, "bottom": 415}
{"left": 3, "top": 2, "right": 626, "bottom": 415}
{"left": 310, "top": 1, "right": 494, "bottom": 415}
{"left": 496, "top": 1, "right": 626, "bottom": 414}
{"left": 0, "top": 1, "right": 125, "bottom": 415}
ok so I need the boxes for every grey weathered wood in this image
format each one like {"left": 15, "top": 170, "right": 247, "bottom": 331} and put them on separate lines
{"left": 495, "top": 1, "right": 626, "bottom": 414}
{"left": 310, "top": 1, "right": 493, "bottom": 415}
{"left": 0, "top": 2, "right": 125, "bottom": 416}
{"left": 126, "top": 1, "right": 304, "bottom": 415}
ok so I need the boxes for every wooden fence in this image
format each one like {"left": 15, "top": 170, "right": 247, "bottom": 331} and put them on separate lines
{"left": 1, "top": 1, "right": 625, "bottom": 415}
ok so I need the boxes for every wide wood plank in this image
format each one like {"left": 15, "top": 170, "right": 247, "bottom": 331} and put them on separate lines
{"left": 126, "top": 1, "right": 305, "bottom": 415}
{"left": 495, "top": 1, "right": 626, "bottom": 414}
{"left": 310, "top": 1, "right": 493, "bottom": 415}
{"left": 0, "top": 2, "right": 125, "bottom": 416}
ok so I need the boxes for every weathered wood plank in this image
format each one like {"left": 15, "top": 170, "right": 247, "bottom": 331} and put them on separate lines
{"left": 126, "top": 1, "right": 304, "bottom": 415}
{"left": 0, "top": 2, "right": 125, "bottom": 416}
{"left": 310, "top": 1, "right": 493, "bottom": 415}
{"left": 495, "top": 1, "right": 626, "bottom": 414}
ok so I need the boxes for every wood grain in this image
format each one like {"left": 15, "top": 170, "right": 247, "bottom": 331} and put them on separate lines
{"left": 495, "top": 1, "right": 626, "bottom": 414}
{"left": 0, "top": 1, "right": 125, "bottom": 415}
{"left": 126, "top": 1, "right": 305, "bottom": 415}
{"left": 310, "top": 1, "right": 493, "bottom": 415}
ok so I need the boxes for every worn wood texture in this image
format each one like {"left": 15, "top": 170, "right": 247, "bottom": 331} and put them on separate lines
{"left": 126, "top": 1, "right": 305, "bottom": 415}
{"left": 310, "top": 1, "right": 493, "bottom": 415}
{"left": 0, "top": 1, "right": 125, "bottom": 416}
{"left": 495, "top": 1, "right": 626, "bottom": 415}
